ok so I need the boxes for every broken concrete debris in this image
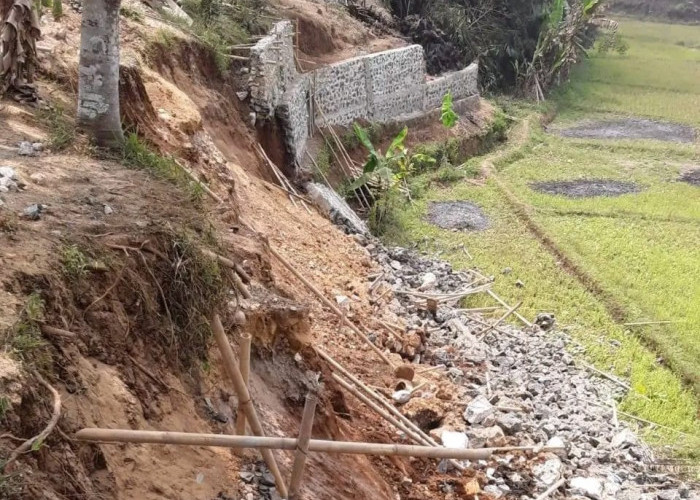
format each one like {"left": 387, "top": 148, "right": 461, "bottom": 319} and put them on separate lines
{"left": 355, "top": 235, "right": 696, "bottom": 499}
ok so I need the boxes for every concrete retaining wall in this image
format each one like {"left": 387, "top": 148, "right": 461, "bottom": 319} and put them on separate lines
{"left": 248, "top": 21, "right": 479, "bottom": 165}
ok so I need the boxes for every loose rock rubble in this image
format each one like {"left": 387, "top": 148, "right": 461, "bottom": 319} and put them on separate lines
{"left": 355, "top": 238, "right": 698, "bottom": 499}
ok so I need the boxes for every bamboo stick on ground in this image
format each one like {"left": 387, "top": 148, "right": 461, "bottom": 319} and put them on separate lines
{"left": 211, "top": 315, "right": 288, "bottom": 498}
{"left": 41, "top": 325, "right": 77, "bottom": 338}
{"left": 172, "top": 159, "right": 224, "bottom": 204}
{"left": 235, "top": 333, "right": 252, "bottom": 436}
{"left": 332, "top": 374, "right": 429, "bottom": 446}
{"left": 269, "top": 246, "right": 393, "bottom": 366}
{"left": 201, "top": 250, "right": 252, "bottom": 285}
{"left": 486, "top": 289, "right": 532, "bottom": 327}
{"left": 534, "top": 477, "right": 566, "bottom": 500}
{"left": 477, "top": 301, "right": 522, "bottom": 341}
{"left": 288, "top": 393, "right": 318, "bottom": 499}
{"left": 315, "top": 348, "right": 467, "bottom": 470}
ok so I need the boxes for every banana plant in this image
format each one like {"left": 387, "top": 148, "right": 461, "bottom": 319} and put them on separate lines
{"left": 350, "top": 124, "right": 434, "bottom": 197}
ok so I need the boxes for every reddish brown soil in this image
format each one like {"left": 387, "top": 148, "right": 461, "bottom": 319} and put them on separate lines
{"left": 0, "top": 7, "right": 478, "bottom": 500}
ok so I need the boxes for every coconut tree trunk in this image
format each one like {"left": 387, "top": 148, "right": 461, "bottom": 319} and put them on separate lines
{"left": 77, "top": 0, "right": 124, "bottom": 149}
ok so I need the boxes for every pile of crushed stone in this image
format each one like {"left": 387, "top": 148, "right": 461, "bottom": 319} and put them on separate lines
{"left": 351, "top": 235, "right": 698, "bottom": 500}
{"left": 427, "top": 201, "right": 490, "bottom": 231}
{"left": 556, "top": 118, "right": 696, "bottom": 143}
{"left": 531, "top": 179, "right": 642, "bottom": 198}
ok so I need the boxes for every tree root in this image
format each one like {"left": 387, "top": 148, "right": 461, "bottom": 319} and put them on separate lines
{"left": 2, "top": 372, "right": 61, "bottom": 472}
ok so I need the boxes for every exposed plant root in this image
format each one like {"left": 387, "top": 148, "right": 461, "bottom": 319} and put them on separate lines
{"left": 3, "top": 372, "right": 61, "bottom": 473}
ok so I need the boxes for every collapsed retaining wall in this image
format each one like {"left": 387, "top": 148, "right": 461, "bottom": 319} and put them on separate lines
{"left": 248, "top": 21, "right": 479, "bottom": 167}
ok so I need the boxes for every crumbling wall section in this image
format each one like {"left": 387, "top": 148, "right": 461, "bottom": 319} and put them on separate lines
{"left": 248, "top": 21, "right": 298, "bottom": 118}
{"left": 278, "top": 76, "right": 311, "bottom": 164}
{"left": 248, "top": 22, "right": 478, "bottom": 168}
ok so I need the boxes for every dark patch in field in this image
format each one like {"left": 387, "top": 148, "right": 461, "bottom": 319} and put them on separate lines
{"left": 557, "top": 118, "right": 696, "bottom": 143}
{"left": 679, "top": 169, "right": 700, "bottom": 186}
{"left": 427, "top": 201, "right": 490, "bottom": 231}
{"left": 531, "top": 179, "right": 642, "bottom": 198}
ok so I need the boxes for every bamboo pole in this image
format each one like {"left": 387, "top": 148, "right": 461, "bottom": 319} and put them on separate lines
{"left": 235, "top": 333, "right": 252, "bottom": 436}
{"left": 288, "top": 393, "right": 318, "bottom": 499}
{"left": 74, "top": 429, "right": 493, "bottom": 460}
{"left": 269, "top": 246, "right": 393, "bottom": 366}
{"left": 477, "top": 301, "right": 522, "bottom": 340}
{"left": 315, "top": 348, "right": 468, "bottom": 470}
{"left": 172, "top": 159, "right": 224, "bottom": 204}
{"left": 332, "top": 374, "right": 429, "bottom": 446}
{"left": 211, "top": 315, "right": 288, "bottom": 498}
{"left": 486, "top": 290, "right": 532, "bottom": 327}
{"left": 201, "top": 250, "right": 251, "bottom": 284}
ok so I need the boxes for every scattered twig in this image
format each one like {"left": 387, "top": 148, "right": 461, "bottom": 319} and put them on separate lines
{"left": 172, "top": 158, "right": 223, "bottom": 204}
{"left": 417, "top": 364, "right": 445, "bottom": 375}
{"left": 477, "top": 301, "right": 522, "bottom": 341}
{"left": 534, "top": 477, "right": 566, "bottom": 500}
{"left": 579, "top": 362, "right": 631, "bottom": 391}
{"left": 82, "top": 265, "right": 126, "bottom": 318}
{"left": 128, "top": 355, "right": 187, "bottom": 396}
{"left": 486, "top": 289, "right": 532, "bottom": 327}
{"left": 3, "top": 372, "right": 61, "bottom": 473}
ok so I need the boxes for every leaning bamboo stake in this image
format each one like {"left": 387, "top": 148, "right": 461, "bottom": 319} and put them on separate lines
{"left": 211, "top": 315, "right": 288, "bottom": 498}
{"left": 235, "top": 333, "right": 252, "bottom": 436}
{"left": 486, "top": 290, "right": 532, "bottom": 327}
{"left": 269, "top": 247, "right": 393, "bottom": 366}
{"left": 579, "top": 362, "right": 630, "bottom": 392}
{"left": 316, "top": 348, "right": 466, "bottom": 470}
{"left": 332, "top": 374, "right": 429, "bottom": 446}
{"left": 172, "top": 159, "right": 224, "bottom": 204}
{"left": 288, "top": 393, "right": 318, "bottom": 499}
{"left": 74, "top": 428, "right": 492, "bottom": 460}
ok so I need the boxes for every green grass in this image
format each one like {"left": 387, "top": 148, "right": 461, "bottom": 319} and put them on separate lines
{"left": 378, "top": 17, "right": 700, "bottom": 455}
{"left": 122, "top": 133, "right": 204, "bottom": 203}
{"left": 555, "top": 18, "right": 700, "bottom": 126}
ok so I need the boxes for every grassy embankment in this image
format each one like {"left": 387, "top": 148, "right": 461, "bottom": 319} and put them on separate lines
{"left": 380, "top": 19, "right": 700, "bottom": 454}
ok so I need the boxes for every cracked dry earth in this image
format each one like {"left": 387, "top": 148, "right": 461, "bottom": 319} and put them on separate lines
{"left": 354, "top": 235, "right": 698, "bottom": 500}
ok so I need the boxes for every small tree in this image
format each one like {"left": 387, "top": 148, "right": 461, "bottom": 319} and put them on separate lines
{"left": 77, "top": 0, "right": 124, "bottom": 149}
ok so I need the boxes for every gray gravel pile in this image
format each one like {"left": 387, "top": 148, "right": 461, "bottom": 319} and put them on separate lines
{"left": 356, "top": 236, "right": 698, "bottom": 500}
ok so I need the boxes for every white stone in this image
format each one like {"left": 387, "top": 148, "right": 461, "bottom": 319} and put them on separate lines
{"left": 0, "top": 166, "right": 16, "bottom": 178}
{"left": 570, "top": 477, "right": 604, "bottom": 500}
{"left": 440, "top": 431, "right": 468, "bottom": 449}
{"left": 483, "top": 485, "right": 504, "bottom": 499}
{"left": 103, "top": 204, "right": 113, "bottom": 215}
{"left": 546, "top": 436, "right": 567, "bottom": 457}
{"left": 533, "top": 455, "right": 562, "bottom": 487}
{"left": 390, "top": 260, "right": 402, "bottom": 270}
{"left": 391, "top": 389, "right": 411, "bottom": 404}
{"left": 463, "top": 394, "right": 494, "bottom": 424}
{"left": 29, "top": 172, "right": 46, "bottom": 185}
{"left": 418, "top": 272, "right": 437, "bottom": 290}
{"left": 610, "top": 428, "right": 637, "bottom": 449}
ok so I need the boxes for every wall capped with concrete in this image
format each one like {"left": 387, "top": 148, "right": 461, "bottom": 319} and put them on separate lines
{"left": 314, "top": 57, "right": 369, "bottom": 126}
{"left": 248, "top": 21, "right": 479, "bottom": 167}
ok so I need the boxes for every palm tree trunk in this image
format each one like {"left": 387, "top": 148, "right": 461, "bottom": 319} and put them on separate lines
{"left": 77, "top": 0, "right": 124, "bottom": 149}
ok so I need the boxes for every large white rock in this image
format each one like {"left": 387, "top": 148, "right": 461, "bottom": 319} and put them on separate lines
{"left": 463, "top": 394, "right": 494, "bottom": 424}
{"left": 570, "top": 477, "right": 604, "bottom": 500}
{"left": 441, "top": 431, "right": 468, "bottom": 449}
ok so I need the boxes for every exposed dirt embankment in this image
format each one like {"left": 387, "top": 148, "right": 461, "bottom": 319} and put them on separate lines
{"left": 0, "top": 8, "right": 422, "bottom": 500}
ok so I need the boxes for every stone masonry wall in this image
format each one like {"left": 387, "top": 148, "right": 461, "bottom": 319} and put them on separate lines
{"left": 248, "top": 21, "right": 479, "bottom": 165}
{"left": 248, "top": 21, "right": 297, "bottom": 118}
{"left": 365, "top": 46, "right": 425, "bottom": 122}
{"left": 314, "top": 57, "right": 368, "bottom": 126}
{"left": 424, "top": 63, "right": 479, "bottom": 111}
